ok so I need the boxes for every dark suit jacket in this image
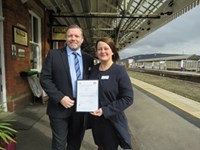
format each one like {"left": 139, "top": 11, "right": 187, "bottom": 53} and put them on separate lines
{"left": 89, "top": 63, "right": 133, "bottom": 149}
{"left": 40, "top": 47, "right": 94, "bottom": 118}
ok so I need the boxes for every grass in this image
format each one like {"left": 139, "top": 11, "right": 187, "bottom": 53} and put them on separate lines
{"left": 127, "top": 70, "right": 200, "bottom": 102}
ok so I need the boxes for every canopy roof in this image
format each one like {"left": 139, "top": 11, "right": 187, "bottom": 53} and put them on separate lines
{"left": 25, "top": 0, "right": 199, "bottom": 55}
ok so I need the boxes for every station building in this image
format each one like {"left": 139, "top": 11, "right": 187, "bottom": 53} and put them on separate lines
{"left": 0, "top": 0, "right": 64, "bottom": 111}
{"left": 122, "top": 54, "right": 200, "bottom": 72}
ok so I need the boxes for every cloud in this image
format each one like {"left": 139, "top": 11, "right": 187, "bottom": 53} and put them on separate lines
{"left": 119, "top": 5, "right": 200, "bottom": 59}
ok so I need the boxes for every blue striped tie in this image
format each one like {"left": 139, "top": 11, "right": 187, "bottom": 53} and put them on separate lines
{"left": 73, "top": 52, "right": 81, "bottom": 79}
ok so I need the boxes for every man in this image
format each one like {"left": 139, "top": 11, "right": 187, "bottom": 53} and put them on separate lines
{"left": 40, "top": 24, "right": 94, "bottom": 150}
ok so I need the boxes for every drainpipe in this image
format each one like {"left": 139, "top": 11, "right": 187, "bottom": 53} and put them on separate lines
{"left": 0, "top": 0, "right": 8, "bottom": 111}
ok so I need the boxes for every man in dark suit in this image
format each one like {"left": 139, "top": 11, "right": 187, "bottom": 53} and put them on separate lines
{"left": 40, "top": 24, "right": 94, "bottom": 150}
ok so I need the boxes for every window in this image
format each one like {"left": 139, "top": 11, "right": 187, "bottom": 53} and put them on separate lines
{"left": 29, "top": 11, "right": 41, "bottom": 72}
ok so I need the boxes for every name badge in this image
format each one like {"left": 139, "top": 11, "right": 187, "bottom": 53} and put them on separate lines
{"left": 101, "top": 75, "right": 109, "bottom": 79}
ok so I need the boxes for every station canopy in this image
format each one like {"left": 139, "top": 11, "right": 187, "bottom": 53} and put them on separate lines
{"left": 35, "top": 0, "right": 199, "bottom": 55}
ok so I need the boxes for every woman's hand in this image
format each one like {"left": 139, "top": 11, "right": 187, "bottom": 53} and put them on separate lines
{"left": 90, "top": 108, "right": 103, "bottom": 116}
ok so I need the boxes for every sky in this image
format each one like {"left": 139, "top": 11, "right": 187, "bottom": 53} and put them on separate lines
{"left": 119, "top": 4, "right": 200, "bottom": 59}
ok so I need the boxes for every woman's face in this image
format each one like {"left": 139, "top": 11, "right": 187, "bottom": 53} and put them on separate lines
{"left": 96, "top": 41, "right": 113, "bottom": 62}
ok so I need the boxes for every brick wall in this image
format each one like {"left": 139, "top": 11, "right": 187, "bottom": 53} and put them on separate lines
{"left": 2, "top": 0, "right": 51, "bottom": 111}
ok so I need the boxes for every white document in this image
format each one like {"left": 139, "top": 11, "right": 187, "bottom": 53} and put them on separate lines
{"left": 76, "top": 80, "right": 99, "bottom": 112}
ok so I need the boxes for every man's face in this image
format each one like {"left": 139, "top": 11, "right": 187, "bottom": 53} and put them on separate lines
{"left": 66, "top": 28, "right": 84, "bottom": 50}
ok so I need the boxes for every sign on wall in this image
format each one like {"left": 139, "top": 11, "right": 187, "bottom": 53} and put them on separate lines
{"left": 13, "top": 26, "right": 28, "bottom": 46}
{"left": 18, "top": 48, "right": 25, "bottom": 58}
{"left": 52, "top": 26, "right": 67, "bottom": 41}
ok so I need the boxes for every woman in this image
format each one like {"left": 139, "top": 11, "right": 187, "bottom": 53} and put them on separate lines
{"left": 89, "top": 37, "right": 134, "bottom": 150}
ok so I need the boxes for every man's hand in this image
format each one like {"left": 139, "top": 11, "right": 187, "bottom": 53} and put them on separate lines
{"left": 60, "top": 96, "right": 75, "bottom": 108}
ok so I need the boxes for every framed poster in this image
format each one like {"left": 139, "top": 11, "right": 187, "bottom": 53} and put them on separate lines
{"left": 13, "top": 26, "right": 28, "bottom": 46}
{"left": 52, "top": 26, "right": 67, "bottom": 41}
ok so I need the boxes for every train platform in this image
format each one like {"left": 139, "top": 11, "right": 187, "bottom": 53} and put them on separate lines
{"left": 0, "top": 77, "right": 200, "bottom": 150}
{"left": 130, "top": 77, "right": 200, "bottom": 120}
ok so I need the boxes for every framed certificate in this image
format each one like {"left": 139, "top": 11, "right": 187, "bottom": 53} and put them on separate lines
{"left": 76, "top": 80, "right": 99, "bottom": 112}
{"left": 13, "top": 26, "right": 28, "bottom": 46}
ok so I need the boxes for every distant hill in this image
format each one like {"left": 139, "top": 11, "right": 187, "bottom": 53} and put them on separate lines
{"left": 122, "top": 53, "right": 183, "bottom": 61}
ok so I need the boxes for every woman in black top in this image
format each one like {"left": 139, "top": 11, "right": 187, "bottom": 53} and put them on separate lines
{"left": 89, "top": 37, "right": 134, "bottom": 150}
